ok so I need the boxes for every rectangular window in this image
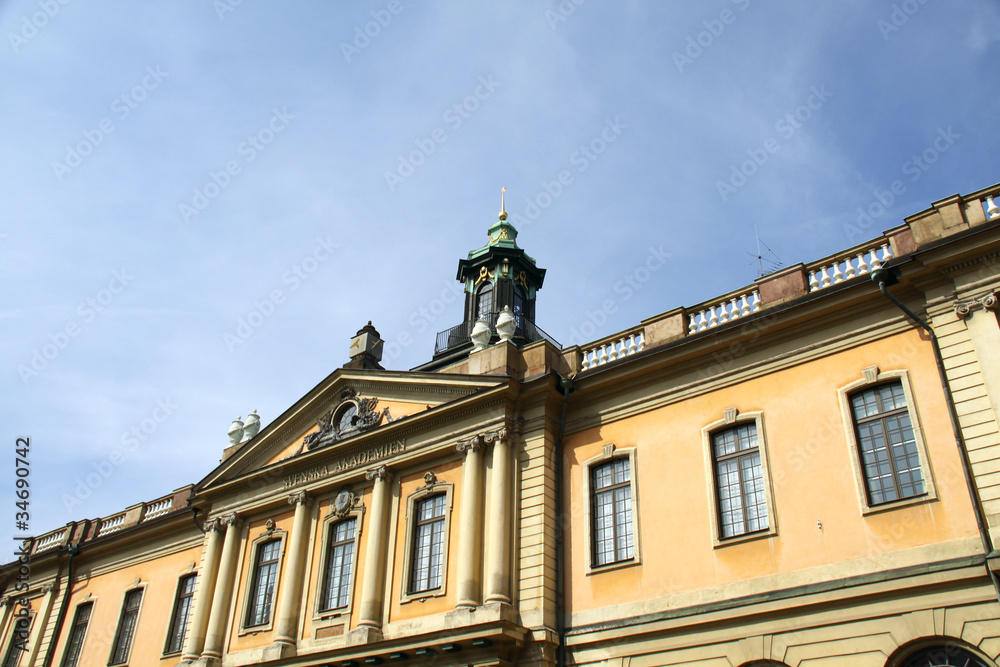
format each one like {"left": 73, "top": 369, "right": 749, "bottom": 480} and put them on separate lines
{"left": 164, "top": 574, "right": 197, "bottom": 654}
{"left": 246, "top": 540, "right": 281, "bottom": 627}
{"left": 110, "top": 589, "right": 143, "bottom": 665}
{"left": 713, "top": 423, "right": 768, "bottom": 538}
{"left": 851, "top": 381, "right": 924, "bottom": 505}
{"left": 409, "top": 495, "right": 446, "bottom": 593}
{"left": 320, "top": 518, "right": 356, "bottom": 611}
{"left": 2, "top": 611, "right": 30, "bottom": 667}
{"left": 591, "top": 457, "right": 634, "bottom": 566}
{"left": 60, "top": 603, "right": 92, "bottom": 667}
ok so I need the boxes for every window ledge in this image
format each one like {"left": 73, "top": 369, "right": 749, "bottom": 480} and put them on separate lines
{"left": 400, "top": 588, "right": 446, "bottom": 605}
{"left": 586, "top": 558, "right": 640, "bottom": 576}
{"left": 713, "top": 527, "right": 776, "bottom": 549}
{"left": 861, "top": 492, "right": 934, "bottom": 516}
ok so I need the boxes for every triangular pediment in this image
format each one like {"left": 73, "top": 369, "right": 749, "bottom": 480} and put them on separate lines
{"left": 196, "top": 368, "right": 506, "bottom": 491}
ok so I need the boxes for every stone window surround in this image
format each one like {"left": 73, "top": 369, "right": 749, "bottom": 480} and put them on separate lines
{"left": 399, "top": 481, "right": 454, "bottom": 604}
{"left": 108, "top": 584, "right": 146, "bottom": 666}
{"left": 236, "top": 528, "right": 287, "bottom": 636}
{"left": 838, "top": 367, "right": 938, "bottom": 516}
{"left": 701, "top": 410, "right": 779, "bottom": 548}
{"left": 59, "top": 600, "right": 93, "bottom": 667}
{"left": 582, "top": 444, "right": 642, "bottom": 575}
{"left": 312, "top": 500, "right": 365, "bottom": 623}
{"left": 161, "top": 568, "right": 197, "bottom": 657}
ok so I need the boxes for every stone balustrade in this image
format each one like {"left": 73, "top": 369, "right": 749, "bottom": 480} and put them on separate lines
{"left": 687, "top": 290, "right": 761, "bottom": 334}
{"left": 98, "top": 513, "right": 127, "bottom": 536}
{"left": 581, "top": 331, "right": 645, "bottom": 370}
{"left": 142, "top": 496, "right": 173, "bottom": 521}
{"left": 33, "top": 529, "right": 66, "bottom": 553}
{"left": 808, "top": 243, "right": 893, "bottom": 292}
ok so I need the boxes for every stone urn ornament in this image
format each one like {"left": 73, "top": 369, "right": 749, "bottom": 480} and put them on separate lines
{"left": 496, "top": 306, "right": 516, "bottom": 342}
{"left": 471, "top": 317, "right": 492, "bottom": 351}
{"left": 243, "top": 410, "right": 260, "bottom": 440}
{"left": 227, "top": 417, "right": 244, "bottom": 446}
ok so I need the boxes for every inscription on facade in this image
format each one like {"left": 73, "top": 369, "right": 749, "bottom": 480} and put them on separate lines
{"left": 283, "top": 440, "right": 404, "bottom": 489}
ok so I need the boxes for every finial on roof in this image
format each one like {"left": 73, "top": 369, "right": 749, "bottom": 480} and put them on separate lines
{"left": 499, "top": 186, "right": 507, "bottom": 221}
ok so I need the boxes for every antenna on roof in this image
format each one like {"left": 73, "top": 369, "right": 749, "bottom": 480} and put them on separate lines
{"left": 747, "top": 225, "right": 783, "bottom": 278}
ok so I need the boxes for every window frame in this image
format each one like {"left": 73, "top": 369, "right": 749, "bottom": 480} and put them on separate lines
{"left": 59, "top": 601, "right": 93, "bottom": 667}
{"left": 1, "top": 602, "right": 32, "bottom": 667}
{"left": 701, "top": 410, "right": 778, "bottom": 547}
{"left": 838, "top": 367, "right": 937, "bottom": 515}
{"left": 238, "top": 530, "right": 286, "bottom": 634}
{"left": 108, "top": 587, "right": 144, "bottom": 666}
{"left": 162, "top": 573, "right": 197, "bottom": 656}
{"left": 582, "top": 445, "right": 641, "bottom": 575}
{"left": 399, "top": 482, "right": 453, "bottom": 603}
{"left": 476, "top": 282, "right": 494, "bottom": 323}
{"left": 314, "top": 509, "right": 363, "bottom": 618}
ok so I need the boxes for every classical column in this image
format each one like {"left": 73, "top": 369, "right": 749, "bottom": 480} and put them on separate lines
{"left": 455, "top": 435, "right": 487, "bottom": 608}
{"left": 24, "top": 583, "right": 56, "bottom": 666}
{"left": 357, "top": 465, "right": 392, "bottom": 630}
{"left": 201, "top": 513, "right": 242, "bottom": 661}
{"left": 485, "top": 428, "right": 512, "bottom": 603}
{"left": 273, "top": 492, "right": 312, "bottom": 649}
{"left": 181, "top": 519, "right": 225, "bottom": 662}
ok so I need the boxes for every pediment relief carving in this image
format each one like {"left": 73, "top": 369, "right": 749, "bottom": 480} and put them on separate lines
{"left": 304, "top": 387, "right": 397, "bottom": 452}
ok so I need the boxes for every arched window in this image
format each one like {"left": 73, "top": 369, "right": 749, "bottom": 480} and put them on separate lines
{"left": 477, "top": 283, "right": 494, "bottom": 323}
{"left": 513, "top": 287, "right": 525, "bottom": 330}
{"left": 897, "top": 645, "right": 994, "bottom": 667}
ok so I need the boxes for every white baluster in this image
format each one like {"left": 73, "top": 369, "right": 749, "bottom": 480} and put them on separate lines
{"left": 627, "top": 333, "right": 637, "bottom": 355}
{"left": 689, "top": 314, "right": 698, "bottom": 334}
{"left": 709, "top": 307, "right": 719, "bottom": 328}
{"left": 581, "top": 350, "right": 591, "bottom": 371}
{"left": 697, "top": 309, "right": 709, "bottom": 331}
{"left": 740, "top": 293, "right": 751, "bottom": 316}
{"left": 831, "top": 261, "right": 844, "bottom": 284}
{"left": 869, "top": 247, "right": 882, "bottom": 270}
{"left": 598, "top": 345, "right": 609, "bottom": 365}
{"left": 751, "top": 290, "right": 761, "bottom": 312}
{"left": 718, "top": 300, "right": 729, "bottom": 324}
{"left": 636, "top": 332, "right": 645, "bottom": 351}
{"left": 845, "top": 256, "right": 856, "bottom": 279}
{"left": 880, "top": 242, "right": 893, "bottom": 263}
{"left": 986, "top": 195, "right": 999, "bottom": 219}
{"left": 856, "top": 252, "right": 869, "bottom": 275}
{"left": 820, "top": 265, "right": 831, "bottom": 288}
{"left": 728, "top": 298, "right": 739, "bottom": 320}
{"left": 619, "top": 337, "right": 627, "bottom": 357}
{"left": 608, "top": 340, "right": 618, "bottom": 361}
{"left": 809, "top": 271, "right": 820, "bottom": 291}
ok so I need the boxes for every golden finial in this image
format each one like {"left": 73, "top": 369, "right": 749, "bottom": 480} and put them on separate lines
{"left": 499, "top": 186, "right": 507, "bottom": 221}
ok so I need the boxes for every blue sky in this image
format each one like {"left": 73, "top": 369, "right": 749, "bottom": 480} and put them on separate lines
{"left": 2, "top": 1, "right": 998, "bottom": 540}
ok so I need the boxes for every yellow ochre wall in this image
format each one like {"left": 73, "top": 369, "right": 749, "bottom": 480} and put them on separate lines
{"left": 564, "top": 329, "right": 981, "bottom": 614}
{"left": 227, "top": 511, "right": 295, "bottom": 654}
{"left": 51, "top": 544, "right": 202, "bottom": 667}
{"left": 389, "top": 458, "right": 463, "bottom": 622}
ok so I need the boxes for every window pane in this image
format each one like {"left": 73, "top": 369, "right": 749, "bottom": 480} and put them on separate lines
{"left": 851, "top": 382, "right": 924, "bottom": 506}
{"left": 713, "top": 424, "right": 767, "bottom": 538}
{"left": 165, "top": 574, "right": 197, "bottom": 654}
{"left": 591, "top": 457, "right": 634, "bottom": 566}
{"left": 61, "top": 603, "right": 92, "bottom": 667}
{"left": 322, "top": 518, "right": 356, "bottom": 610}
{"left": 410, "top": 495, "right": 447, "bottom": 593}
{"left": 246, "top": 540, "right": 281, "bottom": 627}
{"left": 111, "top": 589, "right": 143, "bottom": 664}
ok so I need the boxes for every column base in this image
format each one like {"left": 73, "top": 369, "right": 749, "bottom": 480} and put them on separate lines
{"left": 346, "top": 624, "right": 384, "bottom": 646}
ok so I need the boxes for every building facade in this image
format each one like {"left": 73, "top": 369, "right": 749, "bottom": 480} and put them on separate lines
{"left": 3, "top": 183, "right": 1000, "bottom": 667}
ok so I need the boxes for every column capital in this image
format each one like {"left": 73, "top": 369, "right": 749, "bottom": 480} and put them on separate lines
{"left": 457, "top": 425, "right": 508, "bottom": 453}
{"left": 365, "top": 465, "right": 390, "bottom": 482}
{"left": 217, "top": 512, "right": 241, "bottom": 528}
{"left": 287, "top": 491, "right": 310, "bottom": 507}
{"left": 41, "top": 583, "right": 56, "bottom": 595}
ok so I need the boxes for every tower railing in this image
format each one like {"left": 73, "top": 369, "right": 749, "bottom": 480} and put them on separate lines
{"left": 433, "top": 313, "right": 560, "bottom": 356}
